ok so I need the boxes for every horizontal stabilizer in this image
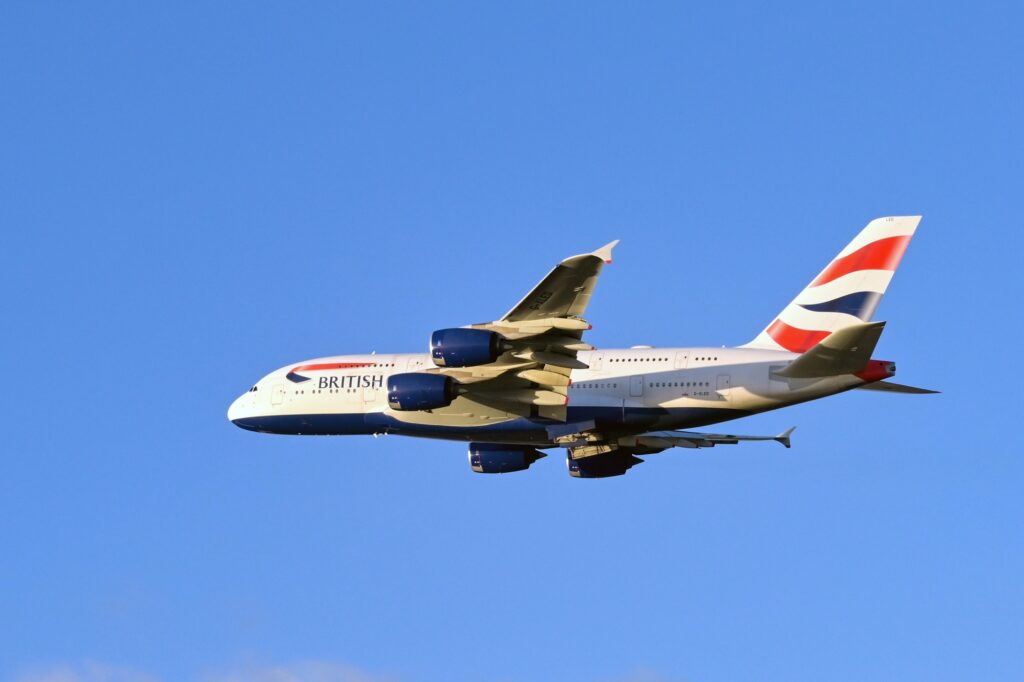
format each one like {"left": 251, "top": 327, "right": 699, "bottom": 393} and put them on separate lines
{"left": 856, "top": 380, "right": 939, "bottom": 394}
{"left": 775, "top": 321, "right": 885, "bottom": 378}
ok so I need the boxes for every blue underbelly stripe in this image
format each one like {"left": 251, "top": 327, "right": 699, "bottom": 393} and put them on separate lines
{"left": 231, "top": 406, "right": 751, "bottom": 443}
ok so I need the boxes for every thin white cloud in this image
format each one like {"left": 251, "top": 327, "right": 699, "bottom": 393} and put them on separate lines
{"left": 16, "top": 661, "right": 160, "bottom": 682}
{"left": 200, "top": 661, "right": 397, "bottom": 682}
{"left": 15, "top": 660, "right": 395, "bottom": 682}
{"left": 17, "top": 660, "right": 679, "bottom": 682}
{"left": 601, "top": 670, "right": 690, "bottom": 682}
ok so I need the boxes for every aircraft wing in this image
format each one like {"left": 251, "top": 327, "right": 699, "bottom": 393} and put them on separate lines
{"left": 500, "top": 240, "right": 618, "bottom": 322}
{"left": 566, "top": 427, "right": 795, "bottom": 459}
{"left": 624, "top": 427, "right": 796, "bottom": 450}
{"left": 428, "top": 240, "right": 619, "bottom": 421}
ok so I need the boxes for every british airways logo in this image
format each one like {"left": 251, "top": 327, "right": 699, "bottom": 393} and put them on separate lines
{"left": 316, "top": 375, "right": 384, "bottom": 389}
{"left": 286, "top": 362, "right": 384, "bottom": 387}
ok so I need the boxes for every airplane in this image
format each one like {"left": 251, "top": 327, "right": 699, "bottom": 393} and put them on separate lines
{"left": 228, "top": 216, "right": 936, "bottom": 478}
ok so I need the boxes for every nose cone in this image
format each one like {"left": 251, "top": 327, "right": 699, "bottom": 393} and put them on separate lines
{"left": 227, "top": 393, "right": 250, "bottom": 425}
{"left": 228, "top": 390, "right": 268, "bottom": 432}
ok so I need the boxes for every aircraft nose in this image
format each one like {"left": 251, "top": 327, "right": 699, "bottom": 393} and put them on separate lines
{"left": 227, "top": 394, "right": 249, "bottom": 424}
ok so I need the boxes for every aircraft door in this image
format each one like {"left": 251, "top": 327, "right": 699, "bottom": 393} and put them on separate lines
{"left": 630, "top": 374, "right": 645, "bottom": 397}
{"left": 674, "top": 352, "right": 689, "bottom": 369}
{"left": 717, "top": 374, "right": 731, "bottom": 403}
{"left": 272, "top": 385, "right": 286, "bottom": 406}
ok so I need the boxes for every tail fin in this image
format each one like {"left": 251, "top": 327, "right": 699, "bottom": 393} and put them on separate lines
{"left": 744, "top": 216, "right": 921, "bottom": 353}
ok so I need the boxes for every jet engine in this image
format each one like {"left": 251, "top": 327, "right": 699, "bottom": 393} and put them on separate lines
{"left": 566, "top": 451, "right": 644, "bottom": 478}
{"left": 387, "top": 373, "right": 457, "bottom": 411}
{"left": 468, "top": 443, "right": 547, "bottom": 474}
{"left": 430, "top": 328, "right": 506, "bottom": 367}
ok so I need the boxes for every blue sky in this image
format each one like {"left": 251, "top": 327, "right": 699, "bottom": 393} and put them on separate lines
{"left": 1, "top": 2, "right": 1021, "bottom": 681}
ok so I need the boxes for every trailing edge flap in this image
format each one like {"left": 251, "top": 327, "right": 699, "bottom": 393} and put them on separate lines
{"left": 537, "top": 405, "right": 567, "bottom": 421}
{"left": 856, "top": 380, "right": 939, "bottom": 394}
{"left": 775, "top": 321, "right": 886, "bottom": 379}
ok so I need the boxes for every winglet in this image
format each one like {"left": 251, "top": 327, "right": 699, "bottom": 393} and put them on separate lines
{"left": 775, "top": 427, "right": 796, "bottom": 449}
{"left": 592, "top": 240, "right": 620, "bottom": 264}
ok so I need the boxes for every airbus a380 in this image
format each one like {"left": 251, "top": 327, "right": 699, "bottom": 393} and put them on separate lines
{"left": 229, "top": 216, "right": 936, "bottom": 478}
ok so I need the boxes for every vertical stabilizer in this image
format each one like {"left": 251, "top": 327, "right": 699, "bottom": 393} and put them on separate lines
{"left": 743, "top": 216, "right": 920, "bottom": 353}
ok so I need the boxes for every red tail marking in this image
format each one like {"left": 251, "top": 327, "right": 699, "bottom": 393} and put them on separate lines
{"left": 811, "top": 235, "right": 912, "bottom": 287}
{"left": 766, "top": 319, "right": 831, "bottom": 353}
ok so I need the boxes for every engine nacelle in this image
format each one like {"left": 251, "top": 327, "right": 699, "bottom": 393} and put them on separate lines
{"left": 469, "top": 443, "right": 546, "bottom": 474}
{"left": 387, "top": 373, "right": 457, "bottom": 411}
{"left": 430, "top": 328, "right": 505, "bottom": 367}
{"left": 567, "top": 451, "right": 644, "bottom": 478}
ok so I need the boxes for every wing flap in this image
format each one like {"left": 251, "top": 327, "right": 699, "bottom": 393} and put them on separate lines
{"left": 512, "top": 351, "right": 589, "bottom": 370}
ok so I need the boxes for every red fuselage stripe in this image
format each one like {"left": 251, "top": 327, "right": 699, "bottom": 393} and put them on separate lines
{"left": 811, "top": 235, "right": 912, "bottom": 287}
{"left": 292, "top": 362, "right": 375, "bottom": 372}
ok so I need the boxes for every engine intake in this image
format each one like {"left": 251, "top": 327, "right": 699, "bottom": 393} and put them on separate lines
{"left": 468, "top": 443, "right": 547, "bottom": 474}
{"left": 431, "top": 328, "right": 505, "bottom": 367}
{"left": 387, "top": 373, "right": 457, "bottom": 411}
{"left": 567, "top": 451, "right": 644, "bottom": 478}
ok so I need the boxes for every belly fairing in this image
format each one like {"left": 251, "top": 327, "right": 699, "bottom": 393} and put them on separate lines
{"left": 231, "top": 405, "right": 752, "bottom": 444}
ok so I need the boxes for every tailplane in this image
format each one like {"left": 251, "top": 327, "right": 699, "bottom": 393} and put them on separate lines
{"left": 774, "top": 321, "right": 886, "bottom": 378}
{"left": 856, "top": 381, "right": 939, "bottom": 394}
{"left": 744, "top": 216, "right": 921, "bottom": 353}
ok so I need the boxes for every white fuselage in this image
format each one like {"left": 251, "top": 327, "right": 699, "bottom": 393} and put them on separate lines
{"left": 228, "top": 346, "right": 876, "bottom": 445}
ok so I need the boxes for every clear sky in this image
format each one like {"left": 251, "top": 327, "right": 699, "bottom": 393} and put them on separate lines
{"left": 2, "top": 3, "right": 1021, "bottom": 682}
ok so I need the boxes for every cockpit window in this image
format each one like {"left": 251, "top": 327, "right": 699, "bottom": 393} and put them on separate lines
{"left": 248, "top": 386, "right": 258, "bottom": 392}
